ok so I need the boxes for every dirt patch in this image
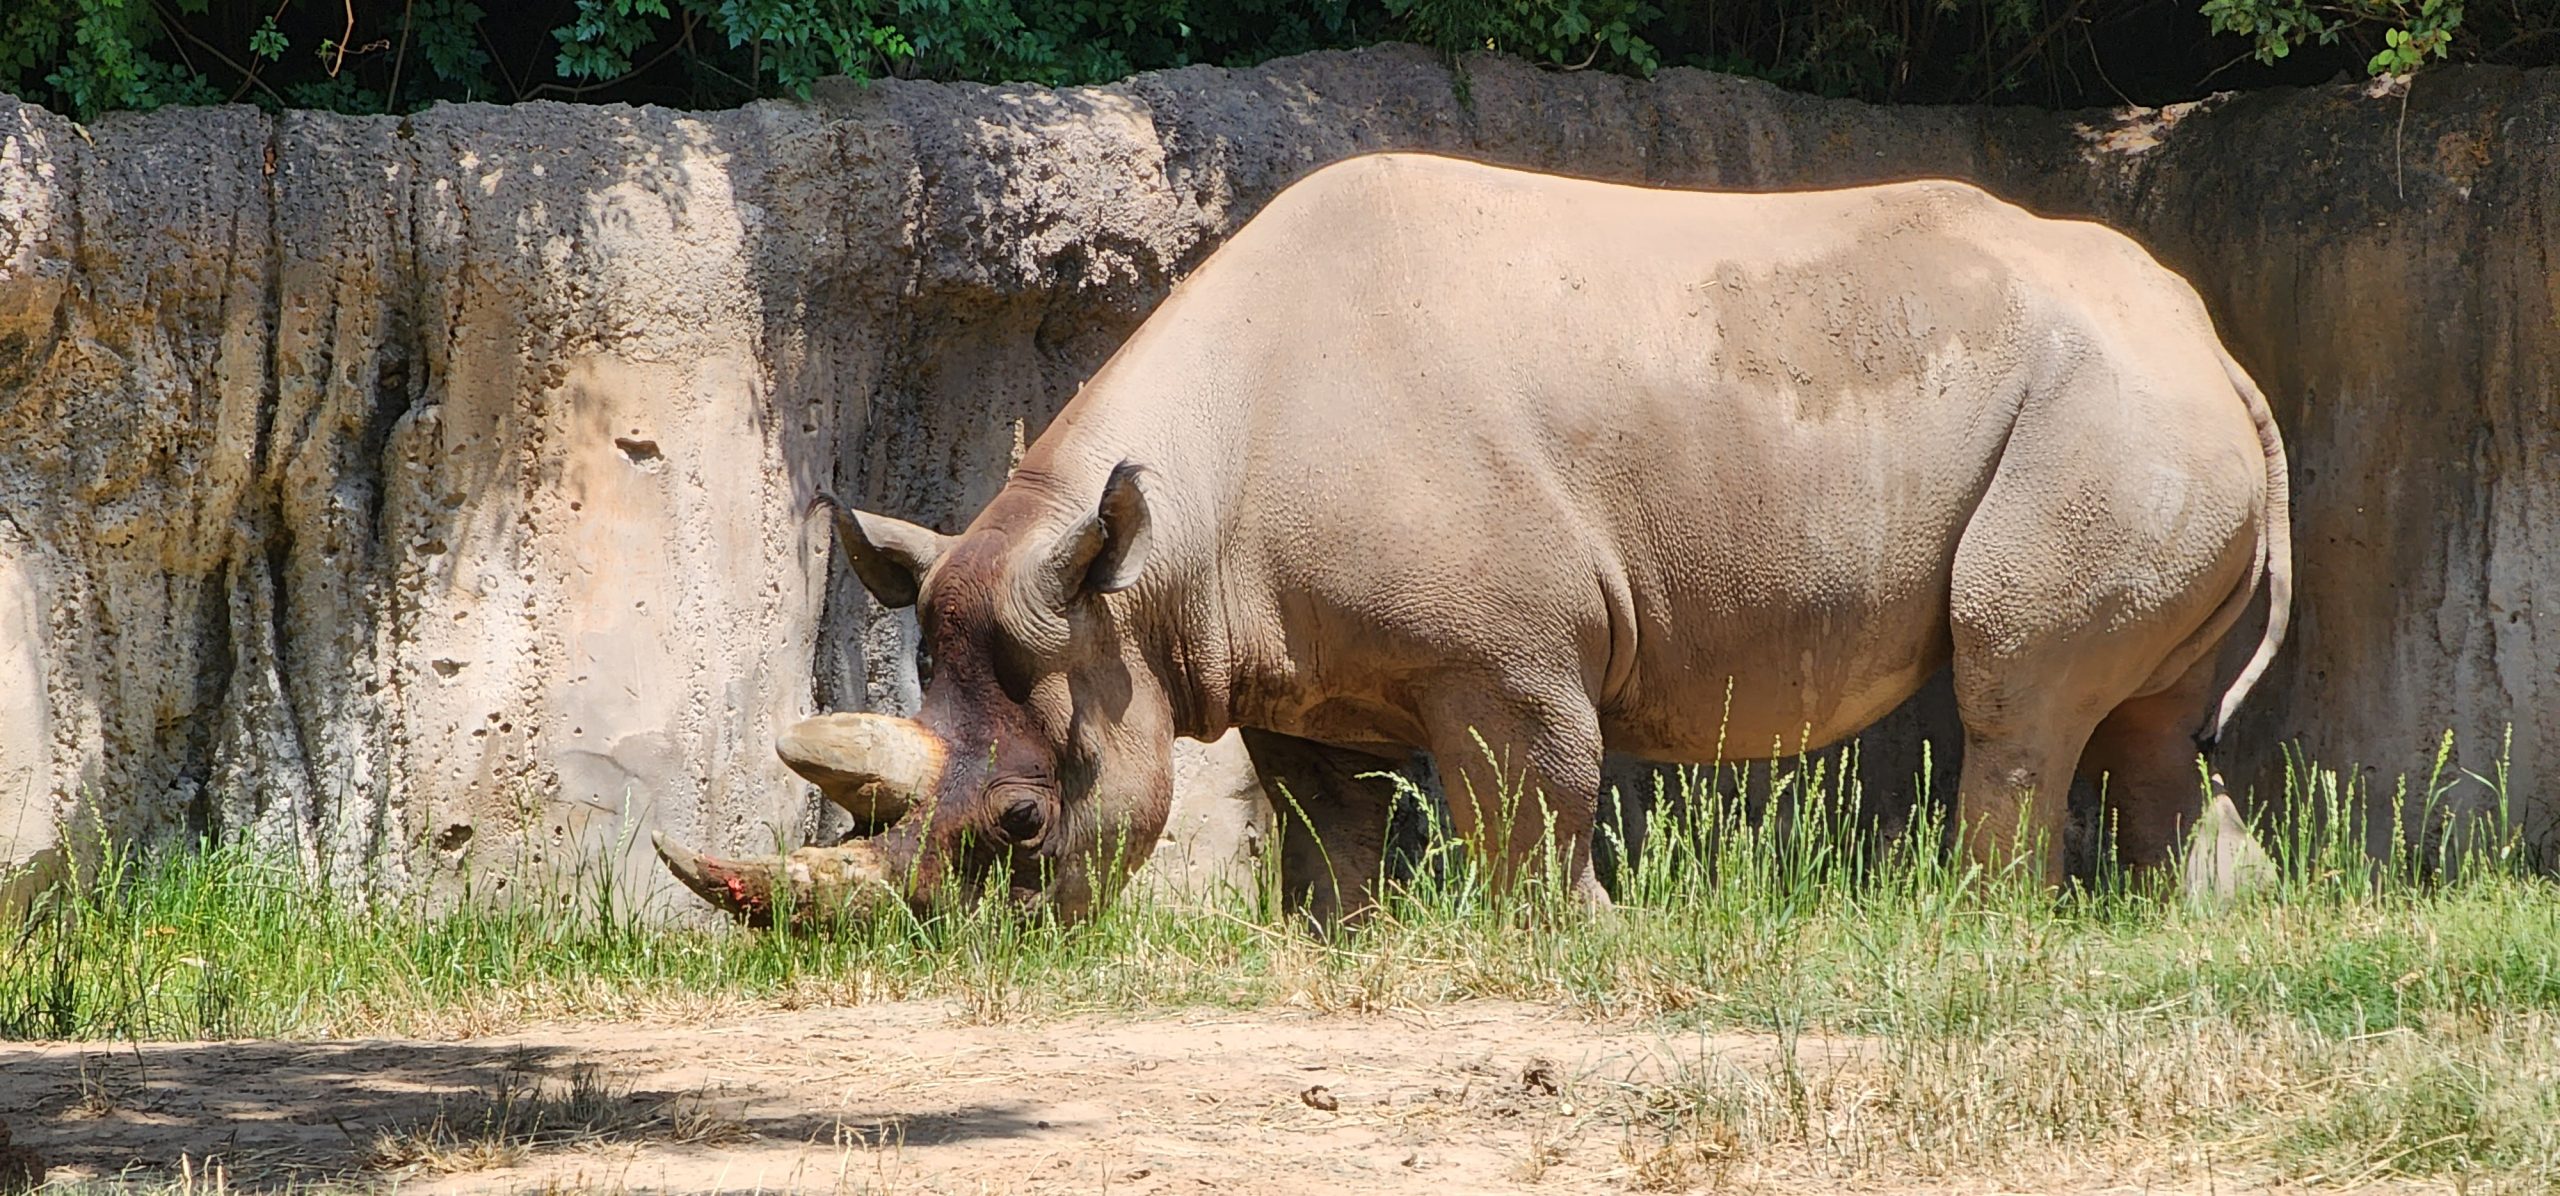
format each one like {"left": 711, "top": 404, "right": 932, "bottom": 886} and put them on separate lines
{"left": 0, "top": 1001, "right": 2414, "bottom": 1194}
{"left": 9, "top": 1002, "right": 1737, "bottom": 1193}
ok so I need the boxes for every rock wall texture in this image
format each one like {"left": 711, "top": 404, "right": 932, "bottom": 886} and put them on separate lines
{"left": 1, "top": 46, "right": 2552, "bottom": 906}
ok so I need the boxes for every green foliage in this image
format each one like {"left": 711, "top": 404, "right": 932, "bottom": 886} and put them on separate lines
{"left": 0, "top": 0, "right": 2554, "bottom": 120}
{"left": 412, "top": 0, "right": 494, "bottom": 89}
{"left": 4, "top": 738, "right": 2557, "bottom": 1188}
{"left": 3, "top": 0, "right": 211, "bottom": 118}
{"left": 554, "top": 0, "right": 670, "bottom": 81}
{"left": 706, "top": 0, "right": 915, "bottom": 95}
{"left": 4, "top": 736, "right": 2547, "bottom": 1042}
{"left": 2371, "top": 0, "right": 2464, "bottom": 73}
{"left": 1657, "top": 0, "right": 2057, "bottom": 100}
{"left": 1384, "top": 0, "right": 1660, "bottom": 74}
{"left": 248, "top": 15, "right": 286, "bottom": 61}
{"left": 2202, "top": 0, "right": 2464, "bottom": 73}
{"left": 0, "top": 0, "right": 1368, "bottom": 117}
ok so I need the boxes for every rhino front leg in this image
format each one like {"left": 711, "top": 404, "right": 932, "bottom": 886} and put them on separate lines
{"left": 1243, "top": 729, "right": 1400, "bottom": 936}
{"left": 1420, "top": 685, "right": 1611, "bottom": 907}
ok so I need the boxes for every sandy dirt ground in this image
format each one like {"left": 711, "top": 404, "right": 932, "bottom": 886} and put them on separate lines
{"left": 0, "top": 1001, "right": 2411, "bottom": 1195}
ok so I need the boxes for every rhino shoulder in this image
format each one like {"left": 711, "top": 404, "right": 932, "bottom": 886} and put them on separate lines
{"left": 1262, "top": 150, "right": 1521, "bottom": 219}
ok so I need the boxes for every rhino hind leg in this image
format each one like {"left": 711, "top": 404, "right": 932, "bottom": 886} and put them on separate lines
{"left": 1950, "top": 602, "right": 2236, "bottom": 890}
{"left": 2077, "top": 647, "right": 2264, "bottom": 890}
{"left": 1244, "top": 729, "right": 1400, "bottom": 935}
{"left": 1946, "top": 373, "right": 2266, "bottom": 890}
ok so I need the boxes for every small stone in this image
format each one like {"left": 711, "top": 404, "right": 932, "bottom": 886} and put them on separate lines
{"left": 1300, "top": 1085, "right": 1338, "bottom": 1111}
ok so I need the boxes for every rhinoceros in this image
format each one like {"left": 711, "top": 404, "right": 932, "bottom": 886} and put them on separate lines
{"left": 655, "top": 151, "right": 2292, "bottom": 929}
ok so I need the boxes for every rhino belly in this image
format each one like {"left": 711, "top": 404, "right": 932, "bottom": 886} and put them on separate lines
{"left": 1600, "top": 532, "right": 1963, "bottom": 766}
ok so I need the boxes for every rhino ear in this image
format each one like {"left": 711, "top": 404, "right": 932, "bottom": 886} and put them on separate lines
{"left": 816, "top": 494, "right": 952, "bottom": 609}
{"left": 1053, "top": 461, "right": 1152, "bottom": 599}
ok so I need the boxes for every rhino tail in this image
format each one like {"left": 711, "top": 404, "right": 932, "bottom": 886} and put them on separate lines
{"left": 2204, "top": 348, "right": 2294, "bottom": 750}
{"left": 807, "top": 489, "right": 854, "bottom": 533}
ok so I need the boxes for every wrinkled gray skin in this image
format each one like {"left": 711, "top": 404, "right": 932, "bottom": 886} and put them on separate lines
{"left": 658, "top": 152, "right": 2292, "bottom": 931}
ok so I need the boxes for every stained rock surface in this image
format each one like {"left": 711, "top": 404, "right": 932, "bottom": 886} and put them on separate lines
{"left": 2, "top": 49, "right": 2552, "bottom": 906}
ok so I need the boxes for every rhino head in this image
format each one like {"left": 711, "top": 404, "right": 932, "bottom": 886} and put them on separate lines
{"left": 657, "top": 461, "right": 1179, "bottom": 927}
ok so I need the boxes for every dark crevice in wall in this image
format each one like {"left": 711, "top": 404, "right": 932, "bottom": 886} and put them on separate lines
{"left": 178, "top": 567, "right": 236, "bottom": 843}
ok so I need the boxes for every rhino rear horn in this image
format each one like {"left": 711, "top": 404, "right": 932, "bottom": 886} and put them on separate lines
{"left": 777, "top": 713, "right": 944, "bottom": 824}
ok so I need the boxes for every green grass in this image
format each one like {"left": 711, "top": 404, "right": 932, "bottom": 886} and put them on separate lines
{"left": 4, "top": 736, "right": 2555, "bottom": 1188}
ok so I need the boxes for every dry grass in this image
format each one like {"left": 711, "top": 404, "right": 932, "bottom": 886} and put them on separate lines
{"left": 7, "top": 735, "right": 2554, "bottom": 1191}
{"left": 1590, "top": 1009, "right": 2560, "bottom": 1192}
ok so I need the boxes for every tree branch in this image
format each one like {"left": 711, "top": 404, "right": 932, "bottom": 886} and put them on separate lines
{"left": 1978, "top": 0, "right": 2089, "bottom": 103}
{"left": 386, "top": 0, "right": 413, "bottom": 108}
{"left": 329, "top": 0, "right": 353, "bottom": 78}
{"left": 477, "top": 18, "right": 522, "bottom": 100}
{"left": 154, "top": 1, "right": 290, "bottom": 107}
{"left": 522, "top": 10, "right": 701, "bottom": 101}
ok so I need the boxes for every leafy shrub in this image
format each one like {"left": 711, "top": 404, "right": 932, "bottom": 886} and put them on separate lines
{"left": 2202, "top": 0, "right": 2466, "bottom": 74}
{"left": 2, "top": 0, "right": 2553, "bottom": 121}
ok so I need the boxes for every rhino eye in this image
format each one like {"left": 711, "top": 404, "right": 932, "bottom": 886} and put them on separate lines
{"left": 997, "top": 795, "right": 1047, "bottom": 845}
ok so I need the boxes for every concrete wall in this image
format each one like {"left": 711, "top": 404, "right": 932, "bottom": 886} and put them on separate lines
{"left": 2, "top": 48, "right": 2549, "bottom": 907}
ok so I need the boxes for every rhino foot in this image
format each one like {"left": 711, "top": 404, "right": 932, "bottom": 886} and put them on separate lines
{"left": 2183, "top": 783, "right": 2277, "bottom": 908}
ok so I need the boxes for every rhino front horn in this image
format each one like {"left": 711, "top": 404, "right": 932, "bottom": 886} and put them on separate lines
{"left": 777, "top": 712, "right": 945, "bottom": 824}
{"left": 653, "top": 832, "right": 779, "bottom": 926}
{"left": 653, "top": 831, "right": 902, "bottom": 929}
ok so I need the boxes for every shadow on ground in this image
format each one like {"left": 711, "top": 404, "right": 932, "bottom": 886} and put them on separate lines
{"left": 0, "top": 1037, "right": 1048, "bottom": 1189}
